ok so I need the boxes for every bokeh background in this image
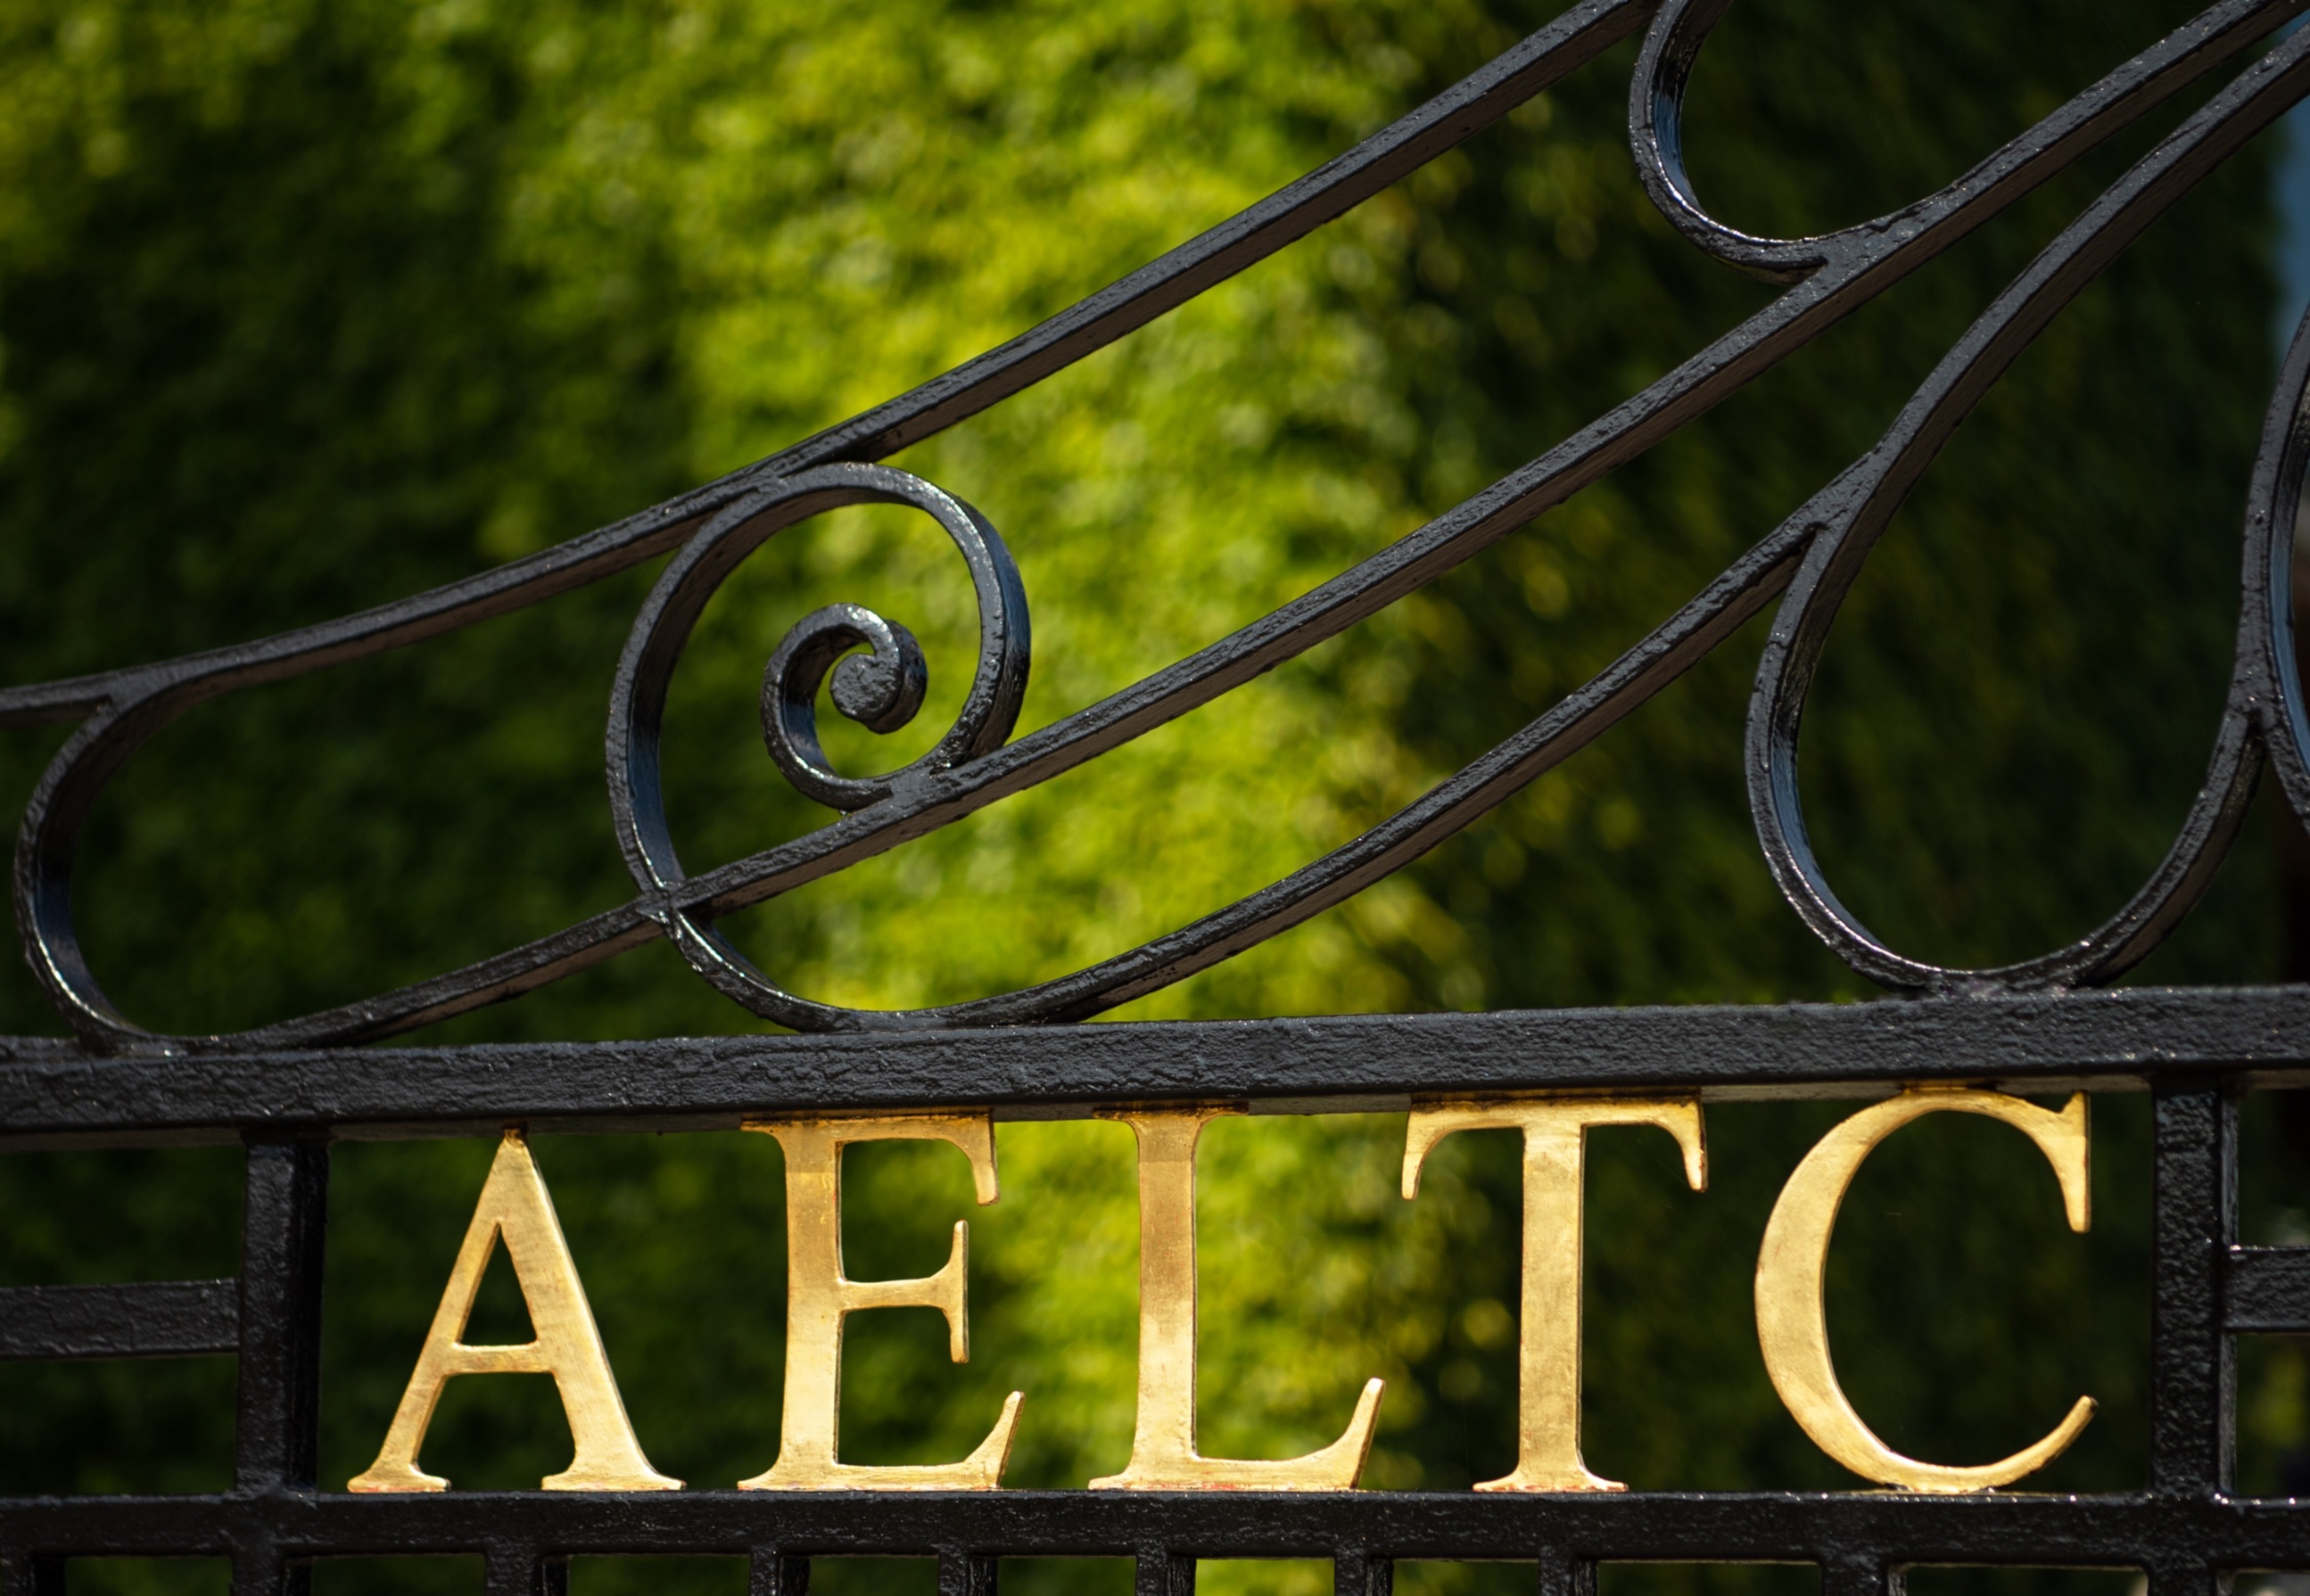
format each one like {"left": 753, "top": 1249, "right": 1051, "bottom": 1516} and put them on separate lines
{"left": 0, "top": 0, "right": 2306, "bottom": 1592}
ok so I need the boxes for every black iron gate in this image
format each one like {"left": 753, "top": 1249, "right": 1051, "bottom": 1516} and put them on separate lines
{"left": 9, "top": 0, "right": 2310, "bottom": 1588}
{"left": 0, "top": 1004, "right": 2297, "bottom": 1595}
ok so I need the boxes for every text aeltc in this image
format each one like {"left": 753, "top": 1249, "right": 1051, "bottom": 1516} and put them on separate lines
{"left": 345, "top": 1087, "right": 2092, "bottom": 1497}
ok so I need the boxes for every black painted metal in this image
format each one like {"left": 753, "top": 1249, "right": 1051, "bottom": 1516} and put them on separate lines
{"left": 0, "top": 987, "right": 2302, "bottom": 1151}
{"left": 0, "top": 1014, "right": 2298, "bottom": 1588}
{"left": 1538, "top": 1545, "right": 1599, "bottom": 1596}
{"left": 2154, "top": 1085, "right": 2239, "bottom": 1501}
{"left": 751, "top": 1550, "right": 810, "bottom": 1596}
{"left": 486, "top": 1543, "right": 565, "bottom": 1596}
{"left": 2227, "top": 1246, "right": 2310, "bottom": 1330}
{"left": 6, "top": 0, "right": 2310, "bottom": 1053}
{"left": 1137, "top": 1550, "right": 1195, "bottom": 1596}
{"left": 8, "top": 1488, "right": 2310, "bottom": 1574}
{"left": 7, "top": 0, "right": 2310, "bottom": 1588}
{"left": 0, "top": 1556, "right": 62, "bottom": 1596}
{"left": 940, "top": 1551, "right": 1001, "bottom": 1596}
{"left": 1333, "top": 1546, "right": 1392, "bottom": 1595}
{"left": 0, "top": 1281, "right": 237, "bottom": 1361}
{"left": 1817, "top": 1550, "right": 1895, "bottom": 1596}
{"left": 233, "top": 1138, "right": 328, "bottom": 1497}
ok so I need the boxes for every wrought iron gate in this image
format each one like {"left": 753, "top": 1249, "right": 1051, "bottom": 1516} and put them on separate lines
{"left": 7, "top": 0, "right": 2310, "bottom": 1588}
{"left": 0, "top": 1003, "right": 2290, "bottom": 1595}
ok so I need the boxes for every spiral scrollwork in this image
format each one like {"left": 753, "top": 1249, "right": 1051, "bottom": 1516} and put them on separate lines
{"left": 603, "top": 462, "right": 1030, "bottom": 1024}
{"left": 9, "top": 0, "right": 2310, "bottom": 1049}
{"left": 611, "top": 461, "right": 1028, "bottom": 868}
{"left": 750, "top": 473, "right": 1027, "bottom": 810}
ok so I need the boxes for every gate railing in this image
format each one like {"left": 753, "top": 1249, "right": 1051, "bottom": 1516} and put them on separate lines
{"left": 10, "top": 0, "right": 2310, "bottom": 1588}
{"left": 0, "top": 994, "right": 2301, "bottom": 1593}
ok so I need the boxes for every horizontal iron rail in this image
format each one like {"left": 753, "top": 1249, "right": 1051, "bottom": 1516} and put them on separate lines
{"left": 0, "top": 1039, "right": 2269, "bottom": 1591}
{"left": 0, "top": 986, "right": 2302, "bottom": 1148}
{"left": 0, "top": 1282, "right": 237, "bottom": 1361}
{"left": 0, "top": 1489, "right": 2305, "bottom": 1567}
{"left": 2224, "top": 1247, "right": 2310, "bottom": 1331}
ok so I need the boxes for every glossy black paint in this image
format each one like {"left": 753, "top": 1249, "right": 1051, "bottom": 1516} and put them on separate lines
{"left": 234, "top": 1139, "right": 328, "bottom": 1498}
{"left": 0, "top": 1014, "right": 2292, "bottom": 1593}
{"left": 0, "top": 1282, "right": 236, "bottom": 1361}
{"left": 2153, "top": 1087, "right": 2239, "bottom": 1504}
{"left": 2225, "top": 1247, "right": 2310, "bottom": 1330}
{"left": 5, "top": 0, "right": 2310, "bottom": 1589}
{"left": 6, "top": 0, "right": 2310, "bottom": 1050}
{"left": 9, "top": 1477, "right": 2310, "bottom": 1593}
{"left": 0, "top": 988, "right": 2301, "bottom": 1150}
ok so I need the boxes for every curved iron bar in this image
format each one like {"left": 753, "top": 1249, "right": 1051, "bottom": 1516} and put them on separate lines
{"left": 3, "top": 0, "right": 2306, "bottom": 1049}
{"left": 1747, "top": 24, "right": 2310, "bottom": 994}
{"left": 608, "top": 465, "right": 1034, "bottom": 1027}
{"left": 618, "top": 465, "right": 1029, "bottom": 833}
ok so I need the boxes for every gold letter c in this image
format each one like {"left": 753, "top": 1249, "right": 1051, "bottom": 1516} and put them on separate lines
{"left": 1754, "top": 1087, "right": 2095, "bottom": 1493}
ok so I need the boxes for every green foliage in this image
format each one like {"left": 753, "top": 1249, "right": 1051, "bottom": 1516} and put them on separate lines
{"left": 0, "top": 0, "right": 2289, "bottom": 1593}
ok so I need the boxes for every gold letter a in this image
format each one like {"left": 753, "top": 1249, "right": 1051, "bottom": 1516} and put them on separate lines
{"left": 348, "top": 1129, "right": 681, "bottom": 1493}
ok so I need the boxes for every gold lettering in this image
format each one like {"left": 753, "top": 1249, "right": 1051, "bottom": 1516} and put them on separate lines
{"left": 1753, "top": 1087, "right": 2095, "bottom": 1493}
{"left": 740, "top": 1112, "right": 1021, "bottom": 1490}
{"left": 1402, "top": 1097, "right": 1705, "bottom": 1492}
{"left": 1089, "top": 1107, "right": 1385, "bottom": 1490}
{"left": 349, "top": 1129, "right": 679, "bottom": 1493}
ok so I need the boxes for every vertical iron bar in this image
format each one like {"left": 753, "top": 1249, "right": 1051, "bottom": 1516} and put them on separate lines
{"left": 1334, "top": 1549, "right": 1392, "bottom": 1596}
{"left": 230, "top": 1547, "right": 310, "bottom": 1596}
{"left": 2144, "top": 1555, "right": 2227, "bottom": 1596}
{"left": 1818, "top": 1551, "right": 1893, "bottom": 1596}
{"left": 1537, "top": 1547, "right": 1595, "bottom": 1596}
{"left": 751, "top": 1550, "right": 810, "bottom": 1595}
{"left": 1137, "top": 1550, "right": 1195, "bottom": 1596}
{"left": 938, "top": 1551, "right": 997, "bottom": 1596}
{"left": 234, "top": 1134, "right": 330, "bottom": 1494}
{"left": 2151, "top": 1080, "right": 2236, "bottom": 1498}
{"left": 487, "top": 1547, "right": 567, "bottom": 1596}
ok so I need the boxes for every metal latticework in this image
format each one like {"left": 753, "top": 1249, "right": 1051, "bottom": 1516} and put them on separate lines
{"left": 10, "top": 0, "right": 2310, "bottom": 1586}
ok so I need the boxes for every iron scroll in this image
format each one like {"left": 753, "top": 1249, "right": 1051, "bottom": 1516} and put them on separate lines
{"left": 5, "top": 0, "right": 2310, "bottom": 1049}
